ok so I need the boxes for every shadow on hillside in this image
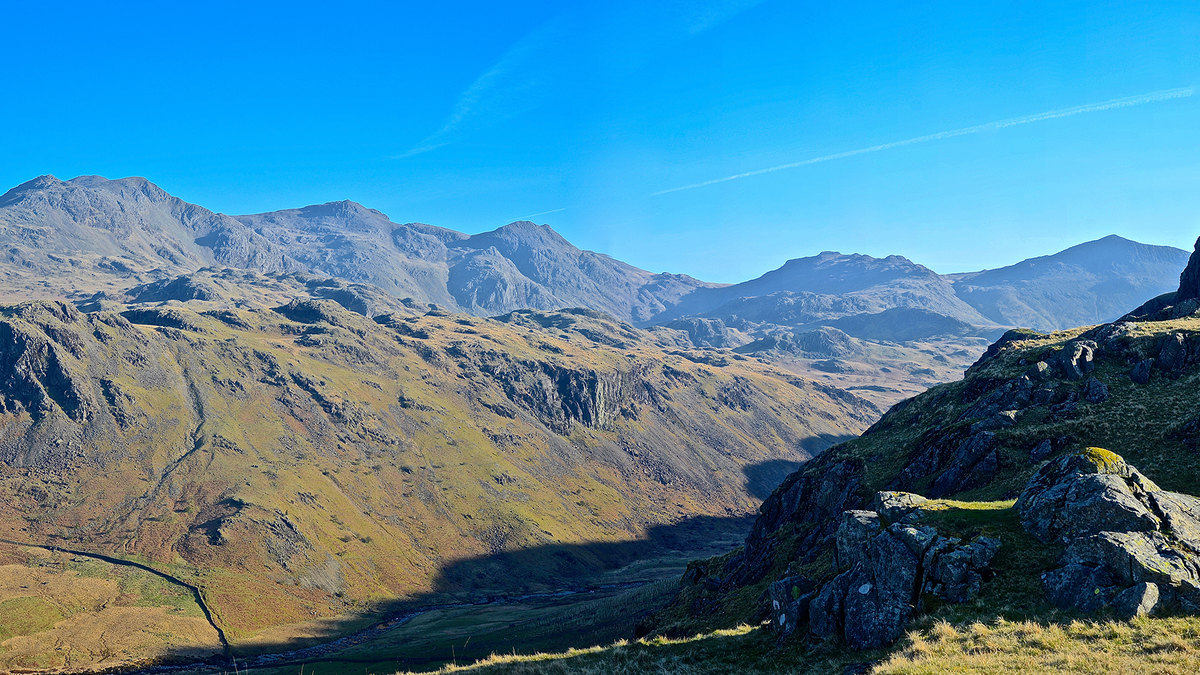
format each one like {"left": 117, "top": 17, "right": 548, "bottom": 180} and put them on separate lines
{"left": 426, "top": 513, "right": 755, "bottom": 598}
{"left": 144, "top": 514, "right": 759, "bottom": 673}
{"left": 742, "top": 459, "right": 806, "bottom": 500}
{"left": 740, "top": 434, "right": 856, "bottom": 500}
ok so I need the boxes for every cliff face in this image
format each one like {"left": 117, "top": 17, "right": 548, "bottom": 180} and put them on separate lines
{"left": 1175, "top": 236, "right": 1200, "bottom": 303}
{"left": 0, "top": 283, "right": 877, "bottom": 644}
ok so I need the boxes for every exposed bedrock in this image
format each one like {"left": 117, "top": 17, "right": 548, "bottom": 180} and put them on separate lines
{"left": 1019, "top": 448, "right": 1200, "bottom": 618}
{"left": 764, "top": 493, "right": 999, "bottom": 649}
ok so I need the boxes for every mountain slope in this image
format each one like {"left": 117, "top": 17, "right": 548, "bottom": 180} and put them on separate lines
{"left": 0, "top": 175, "right": 300, "bottom": 302}
{"left": 0, "top": 175, "right": 717, "bottom": 322}
{"left": 234, "top": 203, "right": 717, "bottom": 322}
{"left": 0, "top": 274, "right": 877, "bottom": 666}
{"left": 948, "top": 234, "right": 1189, "bottom": 331}
{"left": 650, "top": 252, "right": 997, "bottom": 329}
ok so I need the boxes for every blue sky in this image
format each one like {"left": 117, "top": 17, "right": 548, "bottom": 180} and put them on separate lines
{"left": 2, "top": 1, "right": 1198, "bottom": 282}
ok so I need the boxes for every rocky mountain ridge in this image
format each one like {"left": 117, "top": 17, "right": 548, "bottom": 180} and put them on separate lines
{"left": 0, "top": 176, "right": 1185, "bottom": 346}
{"left": 2, "top": 174, "right": 1184, "bottom": 414}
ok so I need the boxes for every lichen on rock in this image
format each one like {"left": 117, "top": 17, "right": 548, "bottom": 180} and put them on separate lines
{"left": 1020, "top": 448, "right": 1200, "bottom": 617}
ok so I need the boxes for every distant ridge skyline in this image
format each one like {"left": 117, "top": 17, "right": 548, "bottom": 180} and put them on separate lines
{"left": 0, "top": 173, "right": 1188, "bottom": 336}
{"left": 1, "top": 172, "right": 1193, "bottom": 285}
{"left": 3, "top": 2, "right": 1198, "bottom": 282}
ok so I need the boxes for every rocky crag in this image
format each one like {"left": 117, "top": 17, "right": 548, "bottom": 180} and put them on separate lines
{"left": 650, "top": 235, "right": 1200, "bottom": 654}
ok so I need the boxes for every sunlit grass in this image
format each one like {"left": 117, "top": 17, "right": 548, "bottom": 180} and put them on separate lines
{"left": 877, "top": 616, "right": 1200, "bottom": 674}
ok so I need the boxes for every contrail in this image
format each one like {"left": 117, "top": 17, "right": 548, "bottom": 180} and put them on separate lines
{"left": 653, "top": 86, "right": 1195, "bottom": 196}
{"left": 517, "top": 207, "right": 566, "bottom": 220}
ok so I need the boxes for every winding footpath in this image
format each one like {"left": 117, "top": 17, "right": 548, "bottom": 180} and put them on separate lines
{"left": 0, "top": 537, "right": 232, "bottom": 661}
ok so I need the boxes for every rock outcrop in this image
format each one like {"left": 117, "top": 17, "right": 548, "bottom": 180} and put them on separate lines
{"left": 1019, "top": 448, "right": 1200, "bottom": 617}
{"left": 1175, "top": 235, "right": 1200, "bottom": 303}
{"left": 768, "top": 491, "right": 999, "bottom": 649}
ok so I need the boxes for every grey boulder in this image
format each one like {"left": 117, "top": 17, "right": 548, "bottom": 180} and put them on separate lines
{"left": 1017, "top": 448, "right": 1160, "bottom": 543}
{"left": 872, "top": 491, "right": 928, "bottom": 524}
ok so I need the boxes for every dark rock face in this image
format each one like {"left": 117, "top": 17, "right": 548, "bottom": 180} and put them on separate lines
{"left": 1043, "top": 563, "right": 1118, "bottom": 612}
{"left": 778, "top": 493, "right": 999, "bottom": 650}
{"left": 928, "top": 431, "right": 997, "bottom": 498}
{"left": 767, "top": 576, "right": 817, "bottom": 638}
{"left": 1175, "top": 236, "right": 1200, "bottom": 303}
{"left": 1020, "top": 448, "right": 1200, "bottom": 617}
{"left": 478, "top": 356, "right": 652, "bottom": 435}
{"left": 835, "top": 510, "right": 882, "bottom": 569}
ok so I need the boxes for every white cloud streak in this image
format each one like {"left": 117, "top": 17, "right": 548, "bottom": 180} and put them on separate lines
{"left": 653, "top": 86, "right": 1196, "bottom": 196}
{"left": 517, "top": 207, "right": 566, "bottom": 220}
{"left": 396, "top": 1, "right": 769, "bottom": 159}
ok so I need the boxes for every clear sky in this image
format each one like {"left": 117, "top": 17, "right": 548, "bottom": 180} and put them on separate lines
{"left": 2, "top": 1, "right": 1198, "bottom": 283}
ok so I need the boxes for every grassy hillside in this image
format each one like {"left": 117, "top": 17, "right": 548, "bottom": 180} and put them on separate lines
{"left": 0, "top": 272, "right": 877, "bottom": 671}
{"left": 398, "top": 309, "right": 1200, "bottom": 673}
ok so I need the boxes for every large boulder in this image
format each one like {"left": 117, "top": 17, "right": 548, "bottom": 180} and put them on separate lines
{"left": 1017, "top": 448, "right": 1160, "bottom": 543}
{"left": 801, "top": 511, "right": 998, "bottom": 649}
{"left": 872, "top": 491, "right": 928, "bottom": 525}
{"left": 1056, "top": 340, "right": 1097, "bottom": 380}
{"left": 923, "top": 535, "right": 1001, "bottom": 604}
{"left": 1022, "top": 448, "right": 1200, "bottom": 616}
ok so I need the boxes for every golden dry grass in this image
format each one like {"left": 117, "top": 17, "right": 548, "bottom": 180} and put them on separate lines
{"left": 877, "top": 617, "right": 1200, "bottom": 674}
{"left": 0, "top": 551, "right": 222, "bottom": 673}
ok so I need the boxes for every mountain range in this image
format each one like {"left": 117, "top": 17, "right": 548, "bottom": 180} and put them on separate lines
{"left": 0, "top": 173, "right": 1192, "bottom": 671}
{"left": 0, "top": 176, "right": 1188, "bottom": 344}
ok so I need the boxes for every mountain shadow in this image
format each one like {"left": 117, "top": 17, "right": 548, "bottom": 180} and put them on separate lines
{"left": 136, "top": 514, "right": 759, "bottom": 674}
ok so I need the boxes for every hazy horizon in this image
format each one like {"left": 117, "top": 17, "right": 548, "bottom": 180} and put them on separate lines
{"left": 3, "top": 1, "right": 1198, "bottom": 282}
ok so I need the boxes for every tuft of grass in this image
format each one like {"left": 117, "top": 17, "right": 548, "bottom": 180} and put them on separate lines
{"left": 877, "top": 616, "right": 1200, "bottom": 674}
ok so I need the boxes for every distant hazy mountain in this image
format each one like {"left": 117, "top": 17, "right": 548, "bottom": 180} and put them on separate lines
{"left": 0, "top": 175, "right": 300, "bottom": 301}
{"left": 647, "top": 240, "right": 1188, "bottom": 340}
{"left": 0, "top": 176, "right": 714, "bottom": 321}
{"left": 652, "top": 252, "right": 993, "bottom": 327}
{"left": 236, "top": 204, "right": 714, "bottom": 322}
{"left": 947, "top": 235, "right": 1190, "bottom": 331}
{"left": 0, "top": 175, "right": 1186, "bottom": 341}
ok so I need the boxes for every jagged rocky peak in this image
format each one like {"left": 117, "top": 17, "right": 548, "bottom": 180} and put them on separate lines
{"left": 1176, "top": 235, "right": 1200, "bottom": 303}
{"left": 465, "top": 220, "right": 580, "bottom": 257}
